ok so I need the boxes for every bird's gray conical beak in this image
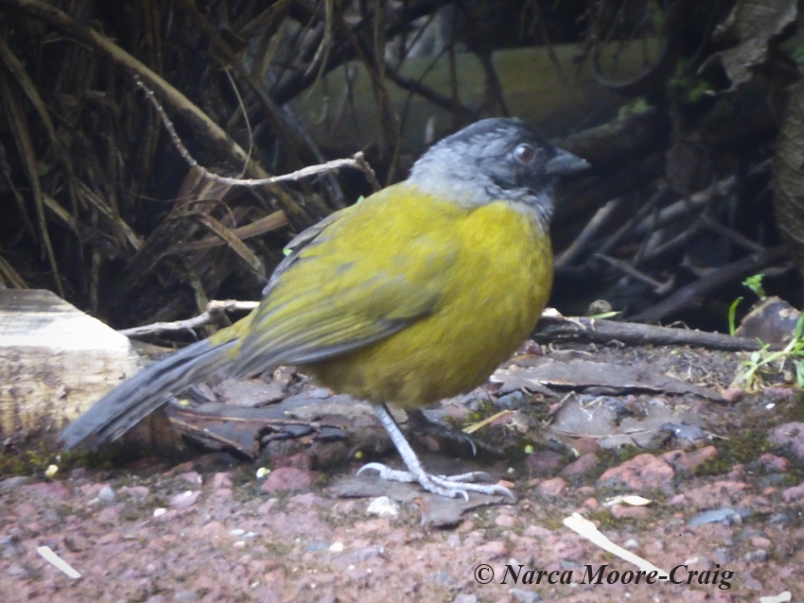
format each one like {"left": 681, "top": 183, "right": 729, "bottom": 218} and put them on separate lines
{"left": 545, "top": 148, "right": 589, "bottom": 176}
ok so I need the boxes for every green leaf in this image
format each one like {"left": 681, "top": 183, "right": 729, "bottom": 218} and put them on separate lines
{"left": 742, "top": 274, "right": 765, "bottom": 298}
{"left": 794, "top": 312, "right": 804, "bottom": 342}
{"left": 728, "top": 297, "right": 743, "bottom": 336}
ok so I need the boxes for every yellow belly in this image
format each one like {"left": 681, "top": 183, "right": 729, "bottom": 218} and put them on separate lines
{"left": 306, "top": 198, "right": 552, "bottom": 408}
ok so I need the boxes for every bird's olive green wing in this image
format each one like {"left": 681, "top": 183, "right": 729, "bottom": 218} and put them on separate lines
{"left": 231, "top": 193, "right": 459, "bottom": 378}
{"left": 261, "top": 209, "right": 343, "bottom": 298}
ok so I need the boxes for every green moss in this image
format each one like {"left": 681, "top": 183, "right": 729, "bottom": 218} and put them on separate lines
{"left": 596, "top": 445, "right": 643, "bottom": 468}
{"left": 583, "top": 508, "right": 619, "bottom": 530}
{"left": 696, "top": 429, "right": 771, "bottom": 476}
{"left": 0, "top": 442, "right": 119, "bottom": 477}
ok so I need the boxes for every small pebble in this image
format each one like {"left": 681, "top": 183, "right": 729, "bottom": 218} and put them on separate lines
{"left": 769, "top": 513, "right": 788, "bottom": 525}
{"left": 687, "top": 508, "right": 750, "bottom": 526}
{"left": 98, "top": 486, "right": 116, "bottom": 502}
{"left": 759, "top": 592, "right": 791, "bottom": 603}
{"left": 366, "top": 496, "right": 400, "bottom": 517}
{"left": 428, "top": 571, "right": 456, "bottom": 586}
{"left": 743, "top": 549, "right": 768, "bottom": 563}
{"left": 713, "top": 547, "right": 733, "bottom": 563}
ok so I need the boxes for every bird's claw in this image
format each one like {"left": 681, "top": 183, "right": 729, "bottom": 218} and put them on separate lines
{"left": 357, "top": 462, "right": 515, "bottom": 501}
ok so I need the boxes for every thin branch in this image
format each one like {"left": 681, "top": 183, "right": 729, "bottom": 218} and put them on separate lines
{"left": 533, "top": 316, "right": 779, "bottom": 352}
{"left": 133, "top": 76, "right": 374, "bottom": 188}
{"left": 119, "top": 300, "right": 259, "bottom": 338}
{"left": 632, "top": 246, "right": 789, "bottom": 324}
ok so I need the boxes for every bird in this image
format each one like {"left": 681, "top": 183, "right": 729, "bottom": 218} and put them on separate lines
{"left": 60, "top": 117, "right": 588, "bottom": 499}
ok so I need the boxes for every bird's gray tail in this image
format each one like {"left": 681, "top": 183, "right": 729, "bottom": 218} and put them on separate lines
{"left": 59, "top": 338, "right": 238, "bottom": 449}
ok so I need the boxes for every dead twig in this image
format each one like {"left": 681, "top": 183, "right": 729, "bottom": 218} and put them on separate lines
{"left": 555, "top": 198, "right": 623, "bottom": 268}
{"left": 533, "top": 316, "right": 781, "bottom": 352}
{"left": 594, "top": 253, "right": 672, "bottom": 293}
{"left": 119, "top": 300, "right": 259, "bottom": 338}
{"left": 632, "top": 246, "right": 789, "bottom": 324}
{"left": 133, "top": 76, "right": 374, "bottom": 189}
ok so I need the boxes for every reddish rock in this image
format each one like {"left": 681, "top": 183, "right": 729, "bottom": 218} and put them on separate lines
{"left": 331, "top": 500, "right": 359, "bottom": 515}
{"left": 597, "top": 453, "right": 675, "bottom": 494}
{"left": 661, "top": 446, "right": 718, "bottom": 473}
{"left": 288, "top": 492, "right": 323, "bottom": 508}
{"left": 260, "top": 467, "right": 319, "bottom": 492}
{"left": 475, "top": 540, "right": 509, "bottom": 559}
{"left": 667, "top": 493, "right": 686, "bottom": 506}
{"left": 525, "top": 450, "right": 564, "bottom": 477}
{"left": 572, "top": 437, "right": 601, "bottom": 456}
{"left": 14, "top": 501, "right": 36, "bottom": 518}
{"left": 96, "top": 503, "right": 125, "bottom": 523}
{"left": 751, "top": 536, "right": 772, "bottom": 549}
{"left": 497, "top": 479, "right": 516, "bottom": 492}
{"left": 673, "top": 481, "right": 748, "bottom": 509}
{"left": 119, "top": 485, "right": 150, "bottom": 498}
{"left": 211, "top": 471, "right": 234, "bottom": 498}
{"left": 20, "top": 481, "right": 71, "bottom": 501}
{"left": 96, "top": 531, "right": 123, "bottom": 545}
{"left": 782, "top": 483, "right": 804, "bottom": 502}
{"left": 561, "top": 453, "right": 599, "bottom": 477}
{"left": 768, "top": 422, "right": 804, "bottom": 458}
{"left": 538, "top": 477, "right": 569, "bottom": 497}
{"left": 494, "top": 513, "right": 517, "bottom": 528}
{"left": 609, "top": 504, "right": 651, "bottom": 520}
{"left": 523, "top": 525, "right": 552, "bottom": 539}
{"left": 758, "top": 453, "right": 789, "bottom": 473}
{"left": 720, "top": 387, "right": 743, "bottom": 403}
{"left": 200, "top": 521, "right": 226, "bottom": 536}
{"left": 727, "top": 464, "right": 746, "bottom": 480}
{"left": 212, "top": 472, "right": 234, "bottom": 489}
{"left": 257, "top": 498, "right": 279, "bottom": 515}
{"left": 169, "top": 490, "right": 201, "bottom": 509}
{"left": 274, "top": 452, "right": 314, "bottom": 470}
{"left": 177, "top": 471, "right": 203, "bottom": 485}
{"left": 763, "top": 387, "right": 800, "bottom": 400}
{"left": 552, "top": 539, "right": 587, "bottom": 561}
{"left": 583, "top": 497, "right": 600, "bottom": 509}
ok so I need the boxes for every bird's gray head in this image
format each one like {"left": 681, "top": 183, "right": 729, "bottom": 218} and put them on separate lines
{"left": 408, "top": 117, "right": 588, "bottom": 226}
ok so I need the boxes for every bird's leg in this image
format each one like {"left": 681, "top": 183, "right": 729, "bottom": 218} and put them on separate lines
{"left": 357, "top": 404, "right": 515, "bottom": 500}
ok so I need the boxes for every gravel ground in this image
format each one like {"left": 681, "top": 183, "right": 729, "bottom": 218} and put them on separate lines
{"left": 2, "top": 342, "right": 803, "bottom": 603}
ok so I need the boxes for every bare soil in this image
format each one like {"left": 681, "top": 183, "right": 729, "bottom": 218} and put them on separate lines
{"left": 2, "top": 340, "right": 804, "bottom": 603}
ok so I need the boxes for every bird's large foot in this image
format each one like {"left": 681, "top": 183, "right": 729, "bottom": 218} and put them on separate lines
{"left": 367, "top": 404, "right": 516, "bottom": 501}
{"left": 357, "top": 462, "right": 515, "bottom": 500}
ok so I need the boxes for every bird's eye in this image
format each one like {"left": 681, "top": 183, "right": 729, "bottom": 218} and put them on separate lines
{"left": 514, "top": 143, "right": 535, "bottom": 163}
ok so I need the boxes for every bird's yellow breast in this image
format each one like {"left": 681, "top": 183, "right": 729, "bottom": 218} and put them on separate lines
{"left": 306, "top": 187, "right": 553, "bottom": 407}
